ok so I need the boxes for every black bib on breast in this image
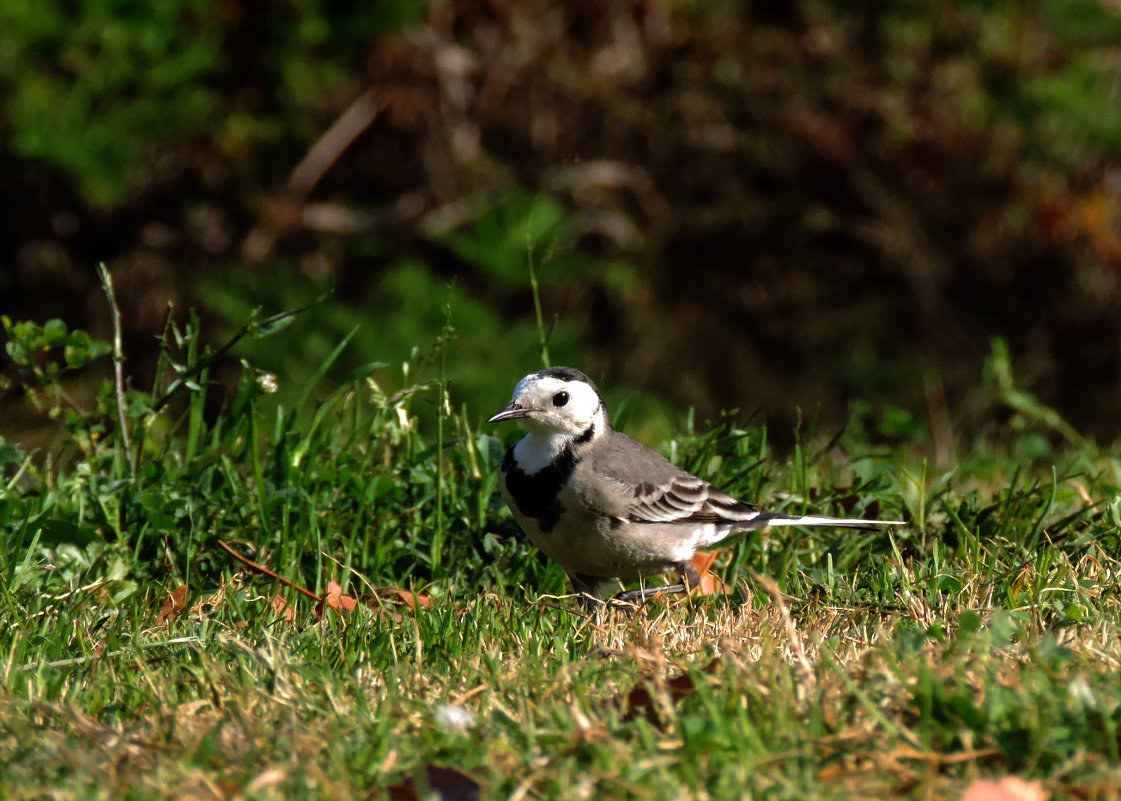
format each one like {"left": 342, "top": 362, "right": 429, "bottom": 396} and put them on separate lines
{"left": 501, "top": 445, "right": 579, "bottom": 534}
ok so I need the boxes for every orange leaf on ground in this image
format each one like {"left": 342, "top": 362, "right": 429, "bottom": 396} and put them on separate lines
{"left": 156, "top": 585, "right": 190, "bottom": 625}
{"left": 960, "top": 778, "right": 1048, "bottom": 801}
{"left": 387, "top": 765, "right": 480, "bottom": 801}
{"left": 372, "top": 587, "right": 431, "bottom": 610}
{"left": 689, "top": 551, "right": 731, "bottom": 596}
{"left": 271, "top": 592, "right": 296, "bottom": 623}
{"left": 316, "top": 580, "right": 358, "bottom": 618}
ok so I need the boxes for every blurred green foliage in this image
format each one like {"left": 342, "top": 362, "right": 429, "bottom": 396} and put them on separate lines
{"left": 1, "top": 316, "right": 112, "bottom": 426}
{"left": 3, "top": 317, "right": 110, "bottom": 378}
{"left": 0, "top": 0, "right": 221, "bottom": 206}
{"left": 439, "top": 191, "right": 592, "bottom": 286}
{"left": 3, "top": 0, "right": 1121, "bottom": 446}
{"left": 0, "top": 0, "right": 425, "bottom": 205}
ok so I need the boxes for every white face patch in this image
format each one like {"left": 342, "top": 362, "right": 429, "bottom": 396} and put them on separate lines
{"left": 509, "top": 371, "right": 606, "bottom": 439}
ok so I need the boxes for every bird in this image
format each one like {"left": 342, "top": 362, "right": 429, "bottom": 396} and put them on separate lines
{"left": 487, "top": 366, "right": 902, "bottom": 606}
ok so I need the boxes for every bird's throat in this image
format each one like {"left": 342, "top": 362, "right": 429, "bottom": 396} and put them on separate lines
{"left": 512, "top": 431, "right": 573, "bottom": 475}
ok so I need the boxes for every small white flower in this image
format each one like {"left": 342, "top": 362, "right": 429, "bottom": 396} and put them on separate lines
{"left": 434, "top": 703, "right": 476, "bottom": 733}
{"left": 257, "top": 372, "right": 279, "bottom": 394}
{"left": 1068, "top": 676, "right": 1097, "bottom": 709}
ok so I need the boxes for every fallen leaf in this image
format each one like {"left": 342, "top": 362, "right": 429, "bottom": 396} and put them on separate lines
{"left": 623, "top": 658, "right": 720, "bottom": 725}
{"left": 387, "top": 765, "right": 481, "bottom": 801}
{"left": 689, "top": 551, "right": 731, "bottom": 596}
{"left": 372, "top": 587, "right": 431, "bottom": 610}
{"left": 156, "top": 584, "right": 190, "bottom": 625}
{"left": 318, "top": 580, "right": 358, "bottom": 616}
{"left": 271, "top": 592, "right": 296, "bottom": 623}
{"left": 960, "top": 777, "right": 1048, "bottom": 801}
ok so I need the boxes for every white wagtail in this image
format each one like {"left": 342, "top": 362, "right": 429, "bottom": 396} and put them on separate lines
{"left": 488, "top": 367, "right": 901, "bottom": 605}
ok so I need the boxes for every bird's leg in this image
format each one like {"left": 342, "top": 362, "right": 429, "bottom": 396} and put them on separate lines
{"left": 676, "top": 560, "right": 702, "bottom": 590}
{"left": 614, "top": 584, "right": 687, "bottom": 603}
{"left": 576, "top": 592, "right": 602, "bottom": 612}
{"left": 613, "top": 562, "right": 702, "bottom": 604}
{"left": 568, "top": 572, "right": 679, "bottom": 607}
{"left": 571, "top": 567, "right": 704, "bottom": 608}
{"left": 568, "top": 573, "right": 616, "bottom": 611}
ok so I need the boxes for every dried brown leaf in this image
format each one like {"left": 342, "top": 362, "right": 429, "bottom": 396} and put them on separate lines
{"left": 271, "top": 592, "right": 296, "bottom": 623}
{"left": 317, "top": 580, "right": 359, "bottom": 617}
{"left": 156, "top": 584, "right": 190, "bottom": 625}
{"left": 372, "top": 587, "right": 431, "bottom": 610}
{"left": 623, "top": 657, "right": 720, "bottom": 725}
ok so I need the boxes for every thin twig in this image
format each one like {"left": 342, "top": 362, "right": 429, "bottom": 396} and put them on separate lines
{"left": 243, "top": 90, "right": 383, "bottom": 261}
{"left": 288, "top": 90, "right": 383, "bottom": 198}
{"left": 97, "top": 262, "right": 134, "bottom": 475}
{"left": 215, "top": 540, "right": 321, "bottom": 601}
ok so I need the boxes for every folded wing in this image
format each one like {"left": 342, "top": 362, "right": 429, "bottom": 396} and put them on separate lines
{"left": 626, "top": 474, "right": 763, "bottom": 525}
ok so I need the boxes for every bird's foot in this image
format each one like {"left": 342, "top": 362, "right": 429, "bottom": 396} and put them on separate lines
{"left": 613, "top": 582, "right": 689, "bottom": 604}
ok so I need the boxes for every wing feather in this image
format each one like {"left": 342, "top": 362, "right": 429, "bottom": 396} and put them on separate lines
{"left": 627, "top": 473, "right": 761, "bottom": 525}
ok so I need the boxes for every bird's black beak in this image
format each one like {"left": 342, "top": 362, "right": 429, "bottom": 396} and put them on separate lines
{"left": 487, "top": 402, "right": 531, "bottom": 423}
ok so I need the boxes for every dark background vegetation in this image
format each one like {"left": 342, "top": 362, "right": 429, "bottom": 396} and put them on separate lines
{"left": 3, "top": 0, "right": 1121, "bottom": 450}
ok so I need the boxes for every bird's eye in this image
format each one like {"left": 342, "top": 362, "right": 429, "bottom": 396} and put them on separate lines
{"left": 552, "top": 391, "right": 569, "bottom": 407}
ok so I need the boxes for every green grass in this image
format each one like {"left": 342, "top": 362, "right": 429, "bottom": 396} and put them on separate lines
{"left": 2, "top": 313, "right": 1121, "bottom": 800}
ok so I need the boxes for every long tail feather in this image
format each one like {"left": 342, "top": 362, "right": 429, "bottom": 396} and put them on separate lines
{"left": 754, "top": 513, "right": 904, "bottom": 531}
